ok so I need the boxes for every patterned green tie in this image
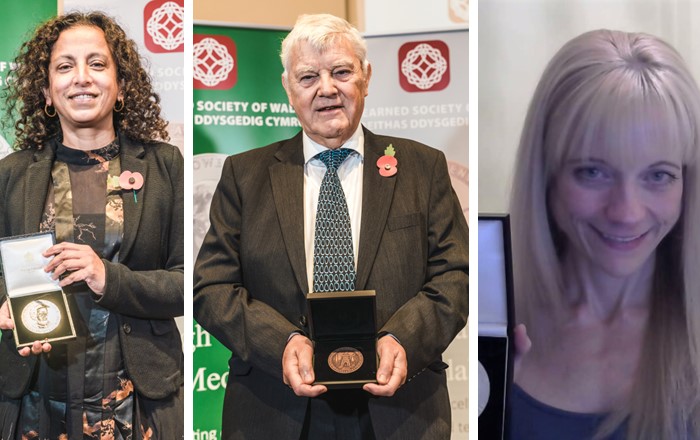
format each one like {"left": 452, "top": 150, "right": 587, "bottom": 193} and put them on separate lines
{"left": 313, "top": 148, "right": 356, "bottom": 292}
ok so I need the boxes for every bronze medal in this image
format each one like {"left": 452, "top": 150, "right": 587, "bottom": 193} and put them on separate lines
{"left": 328, "top": 347, "right": 364, "bottom": 374}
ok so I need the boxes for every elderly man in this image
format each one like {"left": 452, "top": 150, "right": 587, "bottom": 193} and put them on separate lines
{"left": 194, "top": 13, "right": 468, "bottom": 440}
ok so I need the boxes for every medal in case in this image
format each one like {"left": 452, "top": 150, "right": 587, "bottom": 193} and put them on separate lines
{"left": 306, "top": 290, "right": 378, "bottom": 389}
{"left": 0, "top": 232, "right": 76, "bottom": 348}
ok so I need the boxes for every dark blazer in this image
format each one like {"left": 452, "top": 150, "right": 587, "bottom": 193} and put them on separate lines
{"left": 194, "top": 127, "right": 469, "bottom": 440}
{"left": 0, "top": 133, "right": 184, "bottom": 401}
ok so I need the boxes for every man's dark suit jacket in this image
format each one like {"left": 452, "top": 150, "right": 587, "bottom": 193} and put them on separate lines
{"left": 0, "top": 133, "right": 184, "bottom": 407}
{"left": 194, "top": 127, "right": 469, "bottom": 440}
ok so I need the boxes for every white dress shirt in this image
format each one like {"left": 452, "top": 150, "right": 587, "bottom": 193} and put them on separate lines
{"left": 303, "top": 126, "right": 364, "bottom": 293}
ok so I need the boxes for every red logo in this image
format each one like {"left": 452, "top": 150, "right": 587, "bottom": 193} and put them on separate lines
{"left": 398, "top": 40, "right": 450, "bottom": 92}
{"left": 193, "top": 34, "right": 237, "bottom": 90}
{"left": 143, "top": 0, "right": 184, "bottom": 53}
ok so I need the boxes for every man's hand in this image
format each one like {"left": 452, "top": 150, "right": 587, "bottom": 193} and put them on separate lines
{"left": 363, "top": 335, "right": 407, "bottom": 396}
{"left": 282, "top": 334, "right": 327, "bottom": 397}
{"left": 1, "top": 301, "right": 52, "bottom": 357}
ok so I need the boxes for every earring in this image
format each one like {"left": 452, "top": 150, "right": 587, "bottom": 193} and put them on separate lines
{"left": 44, "top": 104, "right": 56, "bottom": 118}
{"left": 114, "top": 99, "right": 125, "bottom": 113}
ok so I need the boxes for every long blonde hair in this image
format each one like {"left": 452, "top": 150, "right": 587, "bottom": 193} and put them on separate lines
{"left": 510, "top": 29, "right": 700, "bottom": 439}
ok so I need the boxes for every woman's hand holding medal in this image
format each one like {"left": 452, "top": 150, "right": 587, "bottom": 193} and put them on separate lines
{"left": 43, "top": 242, "right": 106, "bottom": 295}
{"left": 1, "top": 301, "right": 52, "bottom": 356}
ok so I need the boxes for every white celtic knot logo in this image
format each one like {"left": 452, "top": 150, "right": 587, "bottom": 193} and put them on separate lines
{"left": 193, "top": 38, "right": 235, "bottom": 87}
{"left": 146, "top": 1, "right": 184, "bottom": 50}
{"left": 401, "top": 43, "right": 448, "bottom": 90}
{"left": 450, "top": 0, "right": 469, "bottom": 22}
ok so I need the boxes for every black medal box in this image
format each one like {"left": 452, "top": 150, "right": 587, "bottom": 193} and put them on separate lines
{"left": 306, "top": 290, "right": 377, "bottom": 388}
{"left": 478, "top": 215, "right": 515, "bottom": 440}
{"left": 0, "top": 232, "right": 76, "bottom": 348}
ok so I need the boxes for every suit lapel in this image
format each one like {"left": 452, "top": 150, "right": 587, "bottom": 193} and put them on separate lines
{"left": 357, "top": 128, "right": 396, "bottom": 289}
{"left": 117, "top": 134, "right": 146, "bottom": 262}
{"left": 24, "top": 147, "right": 55, "bottom": 233}
{"left": 269, "top": 133, "right": 309, "bottom": 294}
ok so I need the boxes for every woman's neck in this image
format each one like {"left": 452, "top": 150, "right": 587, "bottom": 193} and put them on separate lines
{"left": 61, "top": 128, "right": 116, "bottom": 151}
{"left": 560, "top": 253, "right": 654, "bottom": 322}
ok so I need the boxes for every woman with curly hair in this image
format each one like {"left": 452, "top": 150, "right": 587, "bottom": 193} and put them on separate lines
{"left": 0, "top": 11, "right": 183, "bottom": 439}
{"left": 509, "top": 30, "right": 700, "bottom": 439}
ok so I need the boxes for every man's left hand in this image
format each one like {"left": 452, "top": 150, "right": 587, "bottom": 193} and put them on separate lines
{"left": 363, "top": 335, "right": 407, "bottom": 396}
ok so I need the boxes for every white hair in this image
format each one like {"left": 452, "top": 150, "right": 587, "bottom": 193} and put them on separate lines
{"left": 280, "top": 14, "right": 369, "bottom": 77}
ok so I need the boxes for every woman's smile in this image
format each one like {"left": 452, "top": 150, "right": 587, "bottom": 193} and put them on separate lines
{"left": 551, "top": 145, "right": 683, "bottom": 279}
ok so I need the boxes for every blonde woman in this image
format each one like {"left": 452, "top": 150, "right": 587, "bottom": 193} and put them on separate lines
{"left": 510, "top": 30, "right": 700, "bottom": 439}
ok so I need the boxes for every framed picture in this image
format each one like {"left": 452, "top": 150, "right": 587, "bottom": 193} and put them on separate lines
{"left": 478, "top": 214, "right": 515, "bottom": 439}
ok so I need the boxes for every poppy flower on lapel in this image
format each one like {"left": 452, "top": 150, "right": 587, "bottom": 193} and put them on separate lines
{"left": 119, "top": 171, "right": 144, "bottom": 190}
{"left": 119, "top": 171, "right": 144, "bottom": 203}
{"left": 377, "top": 144, "right": 398, "bottom": 177}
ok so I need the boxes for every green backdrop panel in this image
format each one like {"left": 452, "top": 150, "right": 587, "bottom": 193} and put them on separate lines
{"left": 192, "top": 24, "right": 295, "bottom": 439}
{"left": 0, "top": 1, "right": 57, "bottom": 150}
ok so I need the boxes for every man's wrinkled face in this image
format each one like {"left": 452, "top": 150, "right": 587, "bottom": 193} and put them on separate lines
{"left": 282, "top": 38, "right": 371, "bottom": 149}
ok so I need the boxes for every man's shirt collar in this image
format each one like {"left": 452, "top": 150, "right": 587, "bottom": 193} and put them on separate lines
{"left": 303, "top": 125, "right": 365, "bottom": 165}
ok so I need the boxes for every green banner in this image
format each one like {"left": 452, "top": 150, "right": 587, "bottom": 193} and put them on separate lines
{"left": 192, "top": 24, "right": 295, "bottom": 439}
{"left": 193, "top": 25, "right": 298, "bottom": 155}
{"left": 0, "top": 1, "right": 57, "bottom": 153}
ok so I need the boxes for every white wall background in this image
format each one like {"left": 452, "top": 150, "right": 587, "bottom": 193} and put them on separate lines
{"left": 479, "top": 0, "right": 700, "bottom": 213}
{"left": 364, "top": 0, "right": 468, "bottom": 34}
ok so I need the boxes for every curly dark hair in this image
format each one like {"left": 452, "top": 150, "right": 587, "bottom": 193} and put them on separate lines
{"left": 2, "top": 11, "right": 169, "bottom": 150}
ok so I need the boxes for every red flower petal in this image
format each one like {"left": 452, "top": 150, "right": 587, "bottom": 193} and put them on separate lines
{"left": 376, "top": 155, "right": 398, "bottom": 168}
{"left": 379, "top": 165, "right": 397, "bottom": 177}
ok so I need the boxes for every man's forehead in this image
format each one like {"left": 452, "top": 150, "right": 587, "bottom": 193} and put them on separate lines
{"left": 290, "top": 39, "right": 360, "bottom": 67}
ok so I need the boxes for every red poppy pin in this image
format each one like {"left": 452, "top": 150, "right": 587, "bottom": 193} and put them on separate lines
{"left": 377, "top": 144, "right": 398, "bottom": 177}
{"left": 119, "top": 171, "right": 144, "bottom": 203}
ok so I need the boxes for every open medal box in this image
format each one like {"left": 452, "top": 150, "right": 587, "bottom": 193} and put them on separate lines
{"left": 306, "top": 290, "right": 377, "bottom": 389}
{"left": 478, "top": 214, "right": 515, "bottom": 439}
{"left": 0, "top": 232, "right": 76, "bottom": 348}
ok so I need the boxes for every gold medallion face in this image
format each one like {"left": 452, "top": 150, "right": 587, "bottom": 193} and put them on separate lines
{"left": 328, "top": 347, "right": 364, "bottom": 374}
{"left": 21, "top": 299, "right": 61, "bottom": 334}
